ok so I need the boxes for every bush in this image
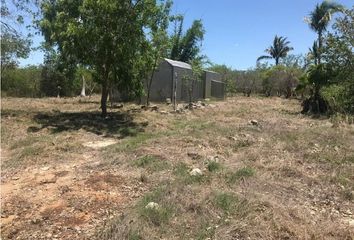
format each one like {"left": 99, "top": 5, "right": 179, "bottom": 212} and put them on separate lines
{"left": 1, "top": 66, "right": 42, "bottom": 97}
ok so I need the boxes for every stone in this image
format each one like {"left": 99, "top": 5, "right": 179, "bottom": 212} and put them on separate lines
{"left": 249, "top": 120, "right": 258, "bottom": 126}
{"left": 41, "top": 166, "right": 50, "bottom": 171}
{"left": 159, "top": 110, "right": 168, "bottom": 115}
{"left": 166, "top": 98, "right": 172, "bottom": 104}
{"left": 116, "top": 103, "right": 124, "bottom": 108}
{"left": 190, "top": 168, "right": 203, "bottom": 176}
{"left": 145, "top": 202, "right": 159, "bottom": 210}
{"left": 187, "top": 152, "right": 202, "bottom": 160}
{"left": 150, "top": 105, "right": 158, "bottom": 111}
{"left": 39, "top": 175, "right": 57, "bottom": 184}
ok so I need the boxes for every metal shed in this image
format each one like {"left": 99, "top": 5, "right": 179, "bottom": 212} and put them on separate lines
{"left": 146, "top": 58, "right": 200, "bottom": 102}
{"left": 111, "top": 59, "right": 225, "bottom": 103}
{"left": 146, "top": 58, "right": 225, "bottom": 103}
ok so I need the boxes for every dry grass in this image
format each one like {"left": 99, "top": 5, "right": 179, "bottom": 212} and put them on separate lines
{"left": 1, "top": 95, "right": 354, "bottom": 239}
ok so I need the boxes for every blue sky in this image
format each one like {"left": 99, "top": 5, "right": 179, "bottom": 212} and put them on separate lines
{"left": 19, "top": 0, "right": 353, "bottom": 70}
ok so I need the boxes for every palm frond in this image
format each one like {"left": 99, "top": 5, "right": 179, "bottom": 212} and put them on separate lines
{"left": 257, "top": 55, "right": 272, "bottom": 62}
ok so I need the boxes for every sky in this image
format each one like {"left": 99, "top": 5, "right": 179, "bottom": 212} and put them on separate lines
{"left": 19, "top": 0, "right": 353, "bottom": 70}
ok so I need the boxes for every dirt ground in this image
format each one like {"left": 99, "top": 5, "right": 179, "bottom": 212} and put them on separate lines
{"left": 1, "top": 96, "right": 353, "bottom": 239}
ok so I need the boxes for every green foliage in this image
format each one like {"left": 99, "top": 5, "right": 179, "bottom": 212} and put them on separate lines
{"left": 307, "top": 41, "right": 320, "bottom": 65}
{"left": 169, "top": 17, "right": 205, "bottom": 63}
{"left": 213, "top": 192, "right": 239, "bottom": 213}
{"left": 173, "top": 162, "right": 208, "bottom": 184}
{"left": 138, "top": 186, "right": 173, "bottom": 226}
{"left": 307, "top": 64, "right": 329, "bottom": 88}
{"left": 182, "top": 58, "right": 204, "bottom": 104}
{"left": 301, "top": 2, "right": 350, "bottom": 114}
{"left": 207, "top": 161, "right": 222, "bottom": 172}
{"left": 262, "top": 65, "right": 301, "bottom": 97}
{"left": 133, "top": 155, "right": 170, "bottom": 172}
{"left": 257, "top": 35, "right": 294, "bottom": 65}
{"left": 1, "top": 66, "right": 41, "bottom": 97}
{"left": 227, "top": 167, "right": 255, "bottom": 184}
{"left": 295, "top": 74, "right": 310, "bottom": 98}
{"left": 235, "top": 70, "right": 262, "bottom": 97}
{"left": 40, "top": 0, "right": 167, "bottom": 116}
{"left": 207, "top": 64, "right": 237, "bottom": 94}
{"left": 306, "top": 1, "right": 343, "bottom": 63}
{"left": 0, "top": 0, "right": 32, "bottom": 74}
{"left": 322, "top": 83, "right": 353, "bottom": 114}
{"left": 40, "top": 51, "right": 79, "bottom": 97}
{"left": 145, "top": 0, "right": 173, "bottom": 105}
{"left": 321, "top": 7, "right": 354, "bottom": 113}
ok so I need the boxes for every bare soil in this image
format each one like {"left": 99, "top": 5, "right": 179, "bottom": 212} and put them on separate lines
{"left": 1, "top": 96, "right": 353, "bottom": 239}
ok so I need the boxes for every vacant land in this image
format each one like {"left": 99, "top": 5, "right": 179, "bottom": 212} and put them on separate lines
{"left": 1, "top": 96, "right": 353, "bottom": 239}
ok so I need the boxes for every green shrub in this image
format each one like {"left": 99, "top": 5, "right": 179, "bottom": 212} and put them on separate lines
{"left": 322, "top": 84, "right": 354, "bottom": 114}
{"left": 1, "top": 66, "right": 42, "bottom": 97}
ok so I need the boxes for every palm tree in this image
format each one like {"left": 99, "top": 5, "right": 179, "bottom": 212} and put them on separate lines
{"left": 257, "top": 35, "right": 294, "bottom": 65}
{"left": 308, "top": 41, "right": 319, "bottom": 65}
{"left": 306, "top": 1, "right": 343, "bottom": 64}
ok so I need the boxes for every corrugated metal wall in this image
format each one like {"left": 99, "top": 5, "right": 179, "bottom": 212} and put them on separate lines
{"left": 147, "top": 61, "right": 173, "bottom": 102}
{"left": 136, "top": 60, "right": 226, "bottom": 103}
{"left": 211, "top": 80, "right": 225, "bottom": 99}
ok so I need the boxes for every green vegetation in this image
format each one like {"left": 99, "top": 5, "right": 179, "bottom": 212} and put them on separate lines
{"left": 133, "top": 155, "right": 170, "bottom": 172}
{"left": 207, "top": 161, "right": 222, "bottom": 172}
{"left": 137, "top": 186, "right": 174, "bottom": 226}
{"left": 173, "top": 162, "right": 208, "bottom": 184}
{"left": 213, "top": 192, "right": 239, "bottom": 213}
{"left": 257, "top": 35, "right": 294, "bottom": 66}
{"left": 227, "top": 167, "right": 255, "bottom": 184}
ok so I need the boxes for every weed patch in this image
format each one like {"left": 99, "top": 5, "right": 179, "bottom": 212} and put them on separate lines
{"left": 213, "top": 192, "right": 251, "bottom": 218}
{"left": 214, "top": 192, "right": 239, "bottom": 213}
{"left": 173, "top": 162, "right": 209, "bottom": 184}
{"left": 137, "top": 186, "right": 174, "bottom": 226}
{"left": 133, "top": 155, "right": 170, "bottom": 172}
{"left": 227, "top": 167, "right": 255, "bottom": 184}
{"left": 207, "top": 161, "right": 222, "bottom": 172}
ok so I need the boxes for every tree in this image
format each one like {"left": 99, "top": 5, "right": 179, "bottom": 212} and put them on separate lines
{"left": 1, "top": 0, "right": 31, "bottom": 73}
{"left": 307, "top": 41, "right": 320, "bottom": 65}
{"left": 145, "top": 0, "right": 172, "bottom": 105}
{"left": 257, "top": 35, "right": 294, "bottom": 65}
{"left": 182, "top": 59, "right": 203, "bottom": 105}
{"left": 169, "top": 17, "right": 205, "bottom": 63}
{"left": 40, "top": 50, "right": 77, "bottom": 97}
{"left": 236, "top": 70, "right": 262, "bottom": 97}
{"left": 208, "top": 64, "right": 236, "bottom": 94}
{"left": 1, "top": 65, "right": 42, "bottom": 97}
{"left": 321, "top": 7, "right": 354, "bottom": 113}
{"left": 305, "top": 1, "right": 343, "bottom": 64}
{"left": 40, "top": 0, "right": 164, "bottom": 117}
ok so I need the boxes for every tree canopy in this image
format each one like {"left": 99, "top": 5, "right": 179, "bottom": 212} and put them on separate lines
{"left": 169, "top": 17, "right": 205, "bottom": 63}
{"left": 257, "top": 35, "right": 294, "bottom": 66}
{"left": 40, "top": 0, "right": 168, "bottom": 116}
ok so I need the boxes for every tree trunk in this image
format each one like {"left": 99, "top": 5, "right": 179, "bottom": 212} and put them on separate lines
{"left": 101, "top": 81, "right": 109, "bottom": 117}
{"left": 80, "top": 75, "right": 86, "bottom": 97}
{"left": 318, "top": 32, "right": 322, "bottom": 65}
{"left": 147, "top": 58, "right": 158, "bottom": 106}
{"left": 275, "top": 58, "right": 279, "bottom": 66}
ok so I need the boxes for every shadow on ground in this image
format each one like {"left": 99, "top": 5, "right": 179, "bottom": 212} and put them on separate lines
{"left": 30, "top": 111, "right": 147, "bottom": 138}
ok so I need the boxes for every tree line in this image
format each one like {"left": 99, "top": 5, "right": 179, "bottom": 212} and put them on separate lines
{"left": 210, "top": 2, "right": 353, "bottom": 115}
{"left": 1, "top": 0, "right": 207, "bottom": 116}
{"left": 1, "top": 0, "right": 353, "bottom": 116}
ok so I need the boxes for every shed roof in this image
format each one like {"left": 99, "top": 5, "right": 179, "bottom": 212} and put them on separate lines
{"left": 164, "top": 58, "right": 192, "bottom": 69}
